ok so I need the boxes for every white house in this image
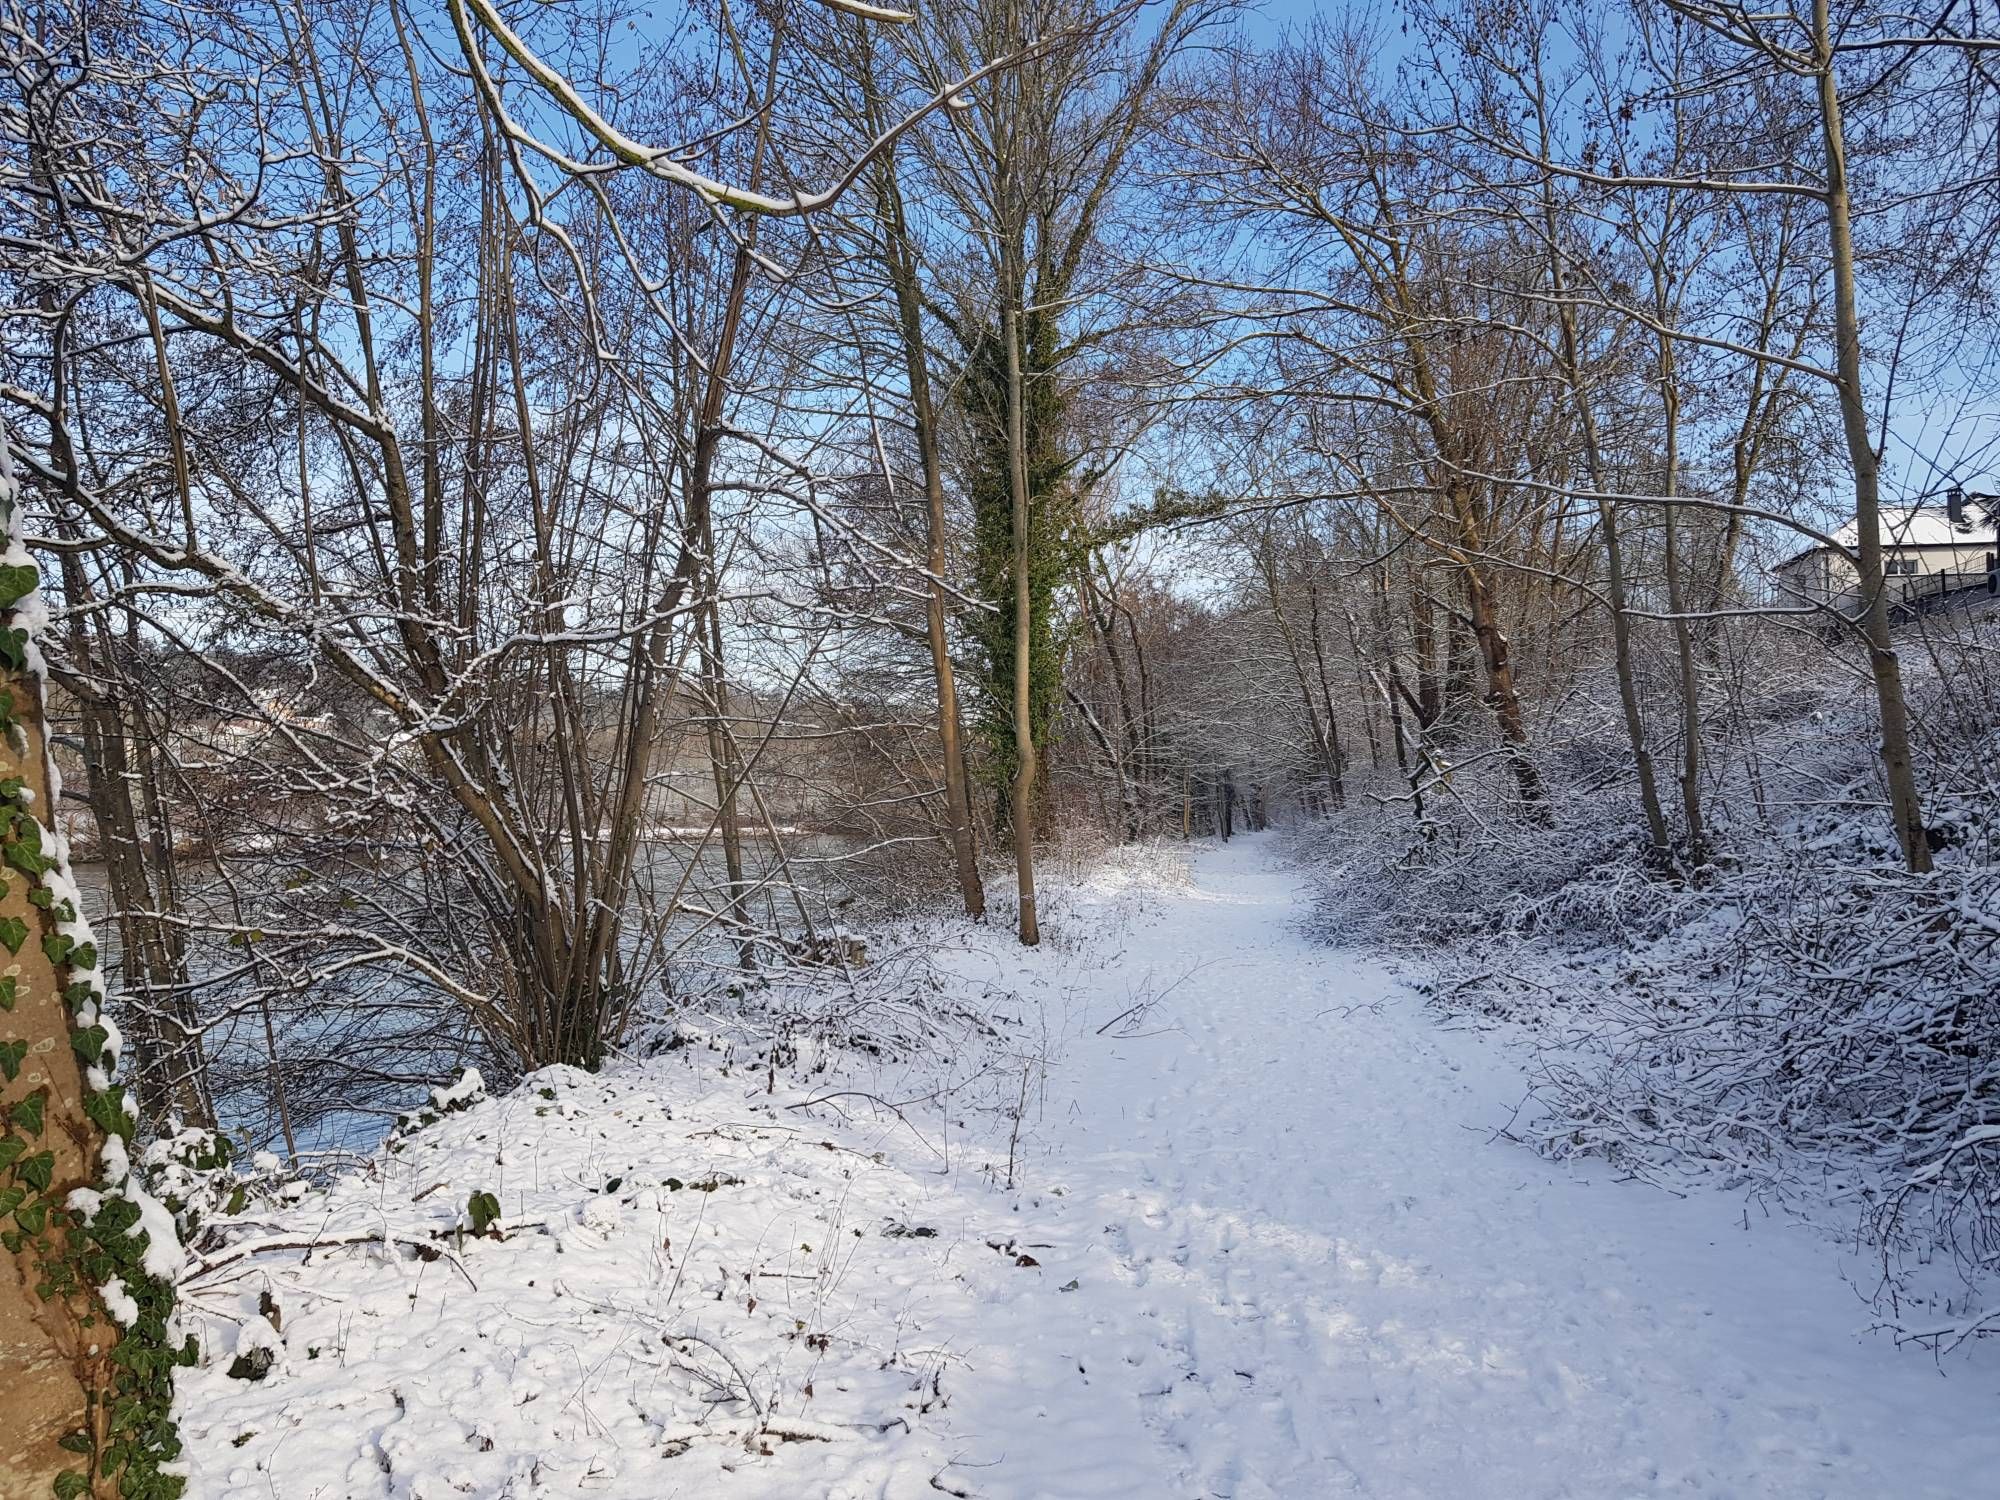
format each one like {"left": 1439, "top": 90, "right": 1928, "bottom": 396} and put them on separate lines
{"left": 1772, "top": 505, "right": 1995, "bottom": 615}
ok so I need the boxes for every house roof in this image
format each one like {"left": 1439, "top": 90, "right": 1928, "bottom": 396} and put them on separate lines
{"left": 1774, "top": 505, "right": 1991, "bottom": 569}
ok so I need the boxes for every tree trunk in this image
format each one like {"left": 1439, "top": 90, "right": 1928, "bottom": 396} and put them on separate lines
{"left": 1004, "top": 306, "right": 1040, "bottom": 946}
{"left": 1256, "top": 539, "right": 1344, "bottom": 810}
{"left": 872, "top": 152, "right": 985, "bottom": 918}
{"left": 1303, "top": 578, "right": 1350, "bottom": 806}
{"left": 0, "top": 676, "right": 98, "bottom": 1499}
{"left": 1080, "top": 562, "right": 1146, "bottom": 840}
{"left": 1811, "top": 0, "right": 1930, "bottom": 872}
{"left": 1658, "top": 360, "right": 1708, "bottom": 865}
{"left": 44, "top": 287, "right": 211, "bottom": 1125}
{"left": 1543, "top": 240, "right": 1671, "bottom": 860}
{"left": 1455, "top": 539, "right": 1549, "bottom": 814}
{"left": 1411, "top": 581, "right": 1442, "bottom": 732}
{"left": 698, "top": 584, "right": 752, "bottom": 969}
{"left": 1, "top": 436, "right": 183, "bottom": 1499}
{"left": 56, "top": 572, "right": 211, "bottom": 1128}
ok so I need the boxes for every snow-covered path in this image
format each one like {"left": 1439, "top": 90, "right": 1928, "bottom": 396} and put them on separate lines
{"left": 946, "top": 835, "right": 2000, "bottom": 1499}
{"left": 176, "top": 837, "right": 2000, "bottom": 1500}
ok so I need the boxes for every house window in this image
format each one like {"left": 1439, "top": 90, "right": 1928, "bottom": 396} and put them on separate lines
{"left": 1885, "top": 557, "right": 1919, "bottom": 575}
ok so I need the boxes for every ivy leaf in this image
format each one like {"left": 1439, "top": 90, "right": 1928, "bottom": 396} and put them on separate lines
{"left": 0, "top": 561, "right": 36, "bottom": 609}
{"left": 71, "top": 1024, "right": 108, "bottom": 1066}
{"left": 53, "top": 1469, "right": 87, "bottom": 1500}
{"left": 0, "top": 1038, "right": 23, "bottom": 1082}
{"left": 0, "top": 915, "right": 26, "bottom": 955}
{"left": 3, "top": 816, "right": 46, "bottom": 876}
{"left": 466, "top": 1190, "right": 501, "bottom": 1237}
{"left": 0, "top": 974, "right": 14, "bottom": 1010}
{"left": 0, "top": 627, "right": 26, "bottom": 672}
{"left": 11, "top": 1091, "right": 44, "bottom": 1136}
{"left": 42, "top": 932, "right": 74, "bottom": 967}
{"left": 19, "top": 1149, "right": 54, "bottom": 1192}
{"left": 93, "top": 1196, "right": 137, "bottom": 1237}
{"left": 84, "top": 1087, "right": 133, "bottom": 1141}
{"left": 0, "top": 1136, "right": 22, "bottom": 1169}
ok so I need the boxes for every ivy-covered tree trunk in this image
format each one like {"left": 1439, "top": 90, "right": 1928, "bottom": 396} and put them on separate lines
{"left": 963, "top": 307, "right": 1074, "bottom": 838}
{"left": 0, "top": 614, "right": 99, "bottom": 1497}
{"left": 0, "top": 435, "right": 189, "bottom": 1499}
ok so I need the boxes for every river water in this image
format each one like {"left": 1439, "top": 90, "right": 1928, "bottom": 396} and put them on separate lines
{"left": 66, "top": 833, "right": 877, "bottom": 1160}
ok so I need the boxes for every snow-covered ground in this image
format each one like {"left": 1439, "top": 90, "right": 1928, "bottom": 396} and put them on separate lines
{"left": 175, "top": 836, "right": 2000, "bottom": 1498}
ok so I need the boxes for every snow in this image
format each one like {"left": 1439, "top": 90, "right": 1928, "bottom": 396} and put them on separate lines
{"left": 126, "top": 1174, "right": 190, "bottom": 1281}
{"left": 85, "top": 1143, "right": 189, "bottom": 1281}
{"left": 96, "top": 1005, "right": 122, "bottom": 1069}
{"left": 99, "top": 1276, "right": 140, "bottom": 1328}
{"left": 1774, "top": 503, "right": 1995, "bottom": 565}
{"left": 429, "top": 1068, "right": 486, "bottom": 1112}
{"left": 173, "top": 836, "right": 2000, "bottom": 1498}
{"left": 235, "top": 1316, "right": 283, "bottom": 1355}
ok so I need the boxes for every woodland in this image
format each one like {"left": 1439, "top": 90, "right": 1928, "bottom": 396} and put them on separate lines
{"left": 2, "top": 0, "right": 1999, "bottom": 1493}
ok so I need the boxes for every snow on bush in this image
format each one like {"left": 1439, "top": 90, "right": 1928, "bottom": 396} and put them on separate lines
{"left": 1302, "top": 623, "right": 2000, "bottom": 1350}
{"left": 429, "top": 1068, "right": 486, "bottom": 1112}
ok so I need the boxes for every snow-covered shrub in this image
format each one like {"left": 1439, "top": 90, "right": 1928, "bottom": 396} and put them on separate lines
{"left": 1515, "top": 865, "right": 1996, "bottom": 1166}
{"left": 633, "top": 927, "right": 1006, "bottom": 1095}
{"left": 1305, "top": 616, "right": 2000, "bottom": 1337}
{"left": 1300, "top": 755, "right": 1673, "bottom": 951}
{"left": 1031, "top": 835, "right": 1193, "bottom": 949}
{"left": 142, "top": 1125, "right": 311, "bottom": 1239}
{"left": 380, "top": 1067, "right": 493, "bottom": 1153}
